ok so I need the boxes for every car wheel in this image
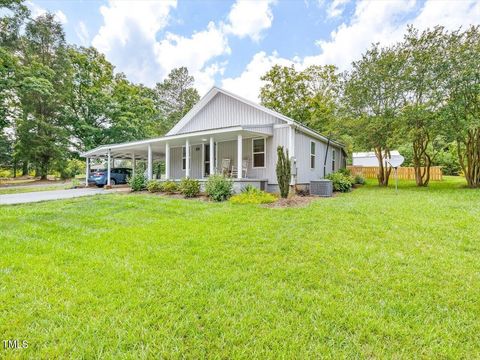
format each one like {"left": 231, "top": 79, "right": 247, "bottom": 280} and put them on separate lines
{"left": 97, "top": 184, "right": 104, "bottom": 188}
{"left": 110, "top": 178, "right": 116, "bottom": 185}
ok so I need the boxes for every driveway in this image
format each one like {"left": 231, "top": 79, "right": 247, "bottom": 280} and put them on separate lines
{"left": 0, "top": 188, "right": 114, "bottom": 205}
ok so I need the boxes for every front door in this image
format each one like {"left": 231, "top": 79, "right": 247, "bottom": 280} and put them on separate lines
{"left": 204, "top": 144, "right": 216, "bottom": 177}
{"left": 204, "top": 144, "right": 211, "bottom": 176}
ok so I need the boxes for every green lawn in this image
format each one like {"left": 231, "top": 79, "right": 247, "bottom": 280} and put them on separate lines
{"left": 0, "top": 184, "right": 71, "bottom": 195}
{"left": 1, "top": 177, "right": 479, "bottom": 358}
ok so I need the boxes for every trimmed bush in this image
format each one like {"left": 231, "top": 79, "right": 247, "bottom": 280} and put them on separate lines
{"left": 326, "top": 171, "right": 354, "bottom": 192}
{"left": 205, "top": 174, "right": 233, "bottom": 202}
{"left": 162, "top": 180, "right": 178, "bottom": 194}
{"left": 230, "top": 191, "right": 277, "bottom": 204}
{"left": 179, "top": 178, "right": 200, "bottom": 198}
{"left": 354, "top": 174, "right": 366, "bottom": 185}
{"left": 129, "top": 172, "right": 147, "bottom": 191}
{"left": 146, "top": 180, "right": 163, "bottom": 193}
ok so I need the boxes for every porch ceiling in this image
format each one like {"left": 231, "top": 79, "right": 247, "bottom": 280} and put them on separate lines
{"left": 82, "top": 125, "right": 273, "bottom": 160}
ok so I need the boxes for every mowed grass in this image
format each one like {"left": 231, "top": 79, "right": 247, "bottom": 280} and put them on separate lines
{"left": 0, "top": 185, "right": 70, "bottom": 195}
{"left": 1, "top": 177, "right": 479, "bottom": 358}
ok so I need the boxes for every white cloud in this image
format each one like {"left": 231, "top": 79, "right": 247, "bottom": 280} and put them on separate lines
{"left": 222, "top": 51, "right": 299, "bottom": 102}
{"left": 304, "top": 0, "right": 480, "bottom": 71}
{"left": 223, "top": 0, "right": 480, "bottom": 102}
{"left": 54, "top": 10, "right": 68, "bottom": 24}
{"left": 411, "top": 0, "right": 480, "bottom": 30}
{"left": 225, "top": 0, "right": 275, "bottom": 42}
{"left": 304, "top": 0, "right": 417, "bottom": 70}
{"left": 92, "top": 0, "right": 176, "bottom": 53}
{"left": 153, "top": 22, "right": 230, "bottom": 93}
{"left": 91, "top": 0, "right": 176, "bottom": 85}
{"left": 90, "top": 0, "right": 276, "bottom": 92}
{"left": 326, "top": 0, "right": 350, "bottom": 18}
{"left": 75, "top": 21, "right": 90, "bottom": 46}
{"left": 27, "top": 1, "right": 68, "bottom": 24}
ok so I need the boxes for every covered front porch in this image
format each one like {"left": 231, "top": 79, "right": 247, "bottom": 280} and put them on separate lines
{"left": 82, "top": 125, "right": 272, "bottom": 188}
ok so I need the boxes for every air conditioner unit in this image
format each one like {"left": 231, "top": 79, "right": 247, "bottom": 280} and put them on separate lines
{"left": 310, "top": 179, "right": 333, "bottom": 197}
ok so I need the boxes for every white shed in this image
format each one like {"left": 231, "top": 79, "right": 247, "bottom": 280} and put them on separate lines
{"left": 352, "top": 151, "right": 403, "bottom": 167}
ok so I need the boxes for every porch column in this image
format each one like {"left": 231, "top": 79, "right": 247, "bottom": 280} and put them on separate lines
{"left": 237, "top": 134, "right": 242, "bottom": 179}
{"left": 107, "top": 150, "right": 111, "bottom": 186}
{"left": 131, "top": 152, "right": 136, "bottom": 178}
{"left": 289, "top": 125, "right": 296, "bottom": 185}
{"left": 85, "top": 157, "right": 90, "bottom": 187}
{"left": 147, "top": 144, "right": 153, "bottom": 180}
{"left": 289, "top": 125, "right": 296, "bottom": 158}
{"left": 165, "top": 142, "right": 171, "bottom": 180}
{"left": 185, "top": 139, "right": 190, "bottom": 178}
{"left": 209, "top": 137, "right": 214, "bottom": 175}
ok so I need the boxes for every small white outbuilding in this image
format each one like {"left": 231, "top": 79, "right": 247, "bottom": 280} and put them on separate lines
{"left": 352, "top": 150, "right": 403, "bottom": 167}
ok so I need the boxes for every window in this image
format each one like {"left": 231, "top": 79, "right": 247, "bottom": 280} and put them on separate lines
{"left": 310, "top": 141, "right": 316, "bottom": 169}
{"left": 182, "top": 146, "right": 186, "bottom": 170}
{"left": 332, "top": 149, "right": 336, "bottom": 171}
{"left": 252, "top": 138, "right": 266, "bottom": 168}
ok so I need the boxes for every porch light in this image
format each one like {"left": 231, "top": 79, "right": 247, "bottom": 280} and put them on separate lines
{"left": 201, "top": 138, "right": 207, "bottom": 142}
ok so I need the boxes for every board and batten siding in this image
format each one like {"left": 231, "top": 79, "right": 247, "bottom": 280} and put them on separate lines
{"left": 169, "top": 145, "right": 203, "bottom": 179}
{"left": 174, "top": 93, "right": 283, "bottom": 134}
{"left": 294, "top": 131, "right": 344, "bottom": 184}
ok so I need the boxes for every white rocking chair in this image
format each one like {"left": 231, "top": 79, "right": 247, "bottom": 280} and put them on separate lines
{"left": 221, "top": 158, "right": 231, "bottom": 176}
{"left": 231, "top": 159, "right": 249, "bottom": 178}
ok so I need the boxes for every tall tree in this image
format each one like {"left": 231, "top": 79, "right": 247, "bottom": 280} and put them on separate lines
{"left": 260, "top": 65, "right": 311, "bottom": 123}
{"left": 62, "top": 46, "right": 115, "bottom": 152}
{"left": 260, "top": 64, "right": 341, "bottom": 134}
{"left": 0, "top": 0, "right": 29, "bottom": 49}
{"left": 108, "top": 74, "right": 157, "bottom": 143}
{"left": 443, "top": 26, "right": 480, "bottom": 188}
{"left": 16, "top": 13, "right": 69, "bottom": 179}
{"left": 344, "top": 43, "right": 405, "bottom": 186}
{"left": 399, "top": 26, "right": 448, "bottom": 186}
{"left": 154, "top": 67, "right": 199, "bottom": 134}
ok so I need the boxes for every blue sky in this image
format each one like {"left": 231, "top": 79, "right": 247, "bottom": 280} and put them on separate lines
{"left": 28, "top": 0, "right": 480, "bottom": 100}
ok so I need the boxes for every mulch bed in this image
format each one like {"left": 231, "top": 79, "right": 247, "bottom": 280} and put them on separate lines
{"left": 263, "top": 195, "right": 333, "bottom": 208}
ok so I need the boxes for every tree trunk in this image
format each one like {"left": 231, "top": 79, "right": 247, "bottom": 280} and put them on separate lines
{"left": 412, "top": 132, "right": 431, "bottom": 187}
{"left": 375, "top": 147, "right": 391, "bottom": 186}
{"left": 459, "top": 128, "right": 480, "bottom": 188}
{"left": 22, "top": 161, "right": 28, "bottom": 177}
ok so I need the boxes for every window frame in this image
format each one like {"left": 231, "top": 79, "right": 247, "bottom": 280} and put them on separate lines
{"left": 182, "top": 146, "right": 186, "bottom": 170}
{"left": 252, "top": 137, "right": 266, "bottom": 169}
{"left": 310, "top": 141, "right": 316, "bottom": 169}
{"left": 332, "top": 149, "right": 336, "bottom": 171}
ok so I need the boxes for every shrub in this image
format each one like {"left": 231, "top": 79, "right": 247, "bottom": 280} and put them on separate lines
{"left": 162, "top": 180, "right": 178, "bottom": 194}
{"left": 230, "top": 191, "right": 277, "bottom": 204}
{"left": 56, "top": 159, "right": 85, "bottom": 179}
{"left": 71, "top": 178, "right": 80, "bottom": 188}
{"left": 0, "top": 169, "right": 12, "bottom": 178}
{"left": 241, "top": 184, "right": 261, "bottom": 194}
{"left": 354, "top": 175, "right": 366, "bottom": 185}
{"left": 205, "top": 174, "right": 233, "bottom": 201}
{"left": 146, "top": 180, "right": 163, "bottom": 193}
{"left": 276, "top": 146, "right": 291, "bottom": 198}
{"left": 179, "top": 177, "right": 200, "bottom": 198}
{"left": 338, "top": 168, "right": 352, "bottom": 176}
{"left": 326, "top": 171, "right": 354, "bottom": 192}
{"left": 129, "top": 172, "right": 147, "bottom": 191}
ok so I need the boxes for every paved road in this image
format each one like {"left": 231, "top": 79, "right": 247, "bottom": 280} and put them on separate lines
{"left": 0, "top": 188, "right": 112, "bottom": 205}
